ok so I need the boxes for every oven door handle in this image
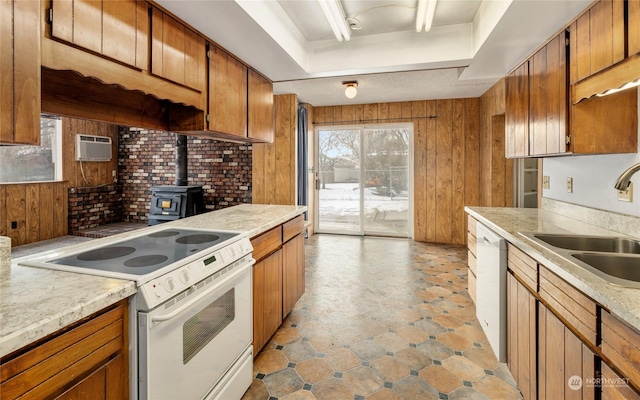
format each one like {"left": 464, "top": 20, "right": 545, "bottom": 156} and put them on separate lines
{"left": 150, "top": 258, "right": 255, "bottom": 323}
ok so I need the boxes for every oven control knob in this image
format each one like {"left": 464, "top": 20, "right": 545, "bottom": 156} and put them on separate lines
{"left": 179, "top": 270, "right": 190, "bottom": 284}
{"left": 164, "top": 276, "right": 175, "bottom": 292}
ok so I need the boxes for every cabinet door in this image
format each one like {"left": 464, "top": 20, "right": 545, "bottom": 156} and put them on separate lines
{"left": 569, "top": 0, "right": 625, "bottom": 84}
{"left": 507, "top": 273, "right": 537, "bottom": 400}
{"left": 56, "top": 353, "right": 127, "bottom": 400}
{"left": 282, "top": 233, "right": 305, "bottom": 317}
{"left": 602, "top": 310, "right": 640, "bottom": 391}
{"left": 630, "top": 0, "right": 640, "bottom": 57}
{"left": 209, "top": 45, "right": 248, "bottom": 137}
{"left": 252, "top": 249, "right": 282, "bottom": 353}
{"left": 529, "top": 33, "right": 568, "bottom": 156}
{"left": 296, "top": 232, "right": 305, "bottom": 302}
{"left": 248, "top": 69, "right": 274, "bottom": 142}
{"left": 50, "top": 0, "right": 148, "bottom": 70}
{"left": 538, "top": 304, "right": 596, "bottom": 400}
{"left": 600, "top": 362, "right": 640, "bottom": 400}
{"left": 151, "top": 8, "right": 205, "bottom": 91}
{"left": 505, "top": 62, "right": 529, "bottom": 158}
{"left": 0, "top": 0, "right": 41, "bottom": 145}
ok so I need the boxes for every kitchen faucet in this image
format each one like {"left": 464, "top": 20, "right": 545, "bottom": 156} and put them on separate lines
{"left": 614, "top": 162, "right": 640, "bottom": 190}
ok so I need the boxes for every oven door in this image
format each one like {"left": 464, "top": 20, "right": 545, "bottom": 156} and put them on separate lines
{"left": 138, "top": 259, "right": 253, "bottom": 400}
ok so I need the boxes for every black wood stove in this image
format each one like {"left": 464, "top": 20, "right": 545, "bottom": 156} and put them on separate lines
{"left": 148, "top": 185, "right": 204, "bottom": 225}
{"left": 148, "top": 134, "right": 205, "bottom": 225}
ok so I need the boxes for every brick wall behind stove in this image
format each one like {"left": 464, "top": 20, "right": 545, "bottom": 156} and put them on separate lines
{"left": 68, "top": 185, "right": 124, "bottom": 232}
{"left": 118, "top": 128, "right": 252, "bottom": 222}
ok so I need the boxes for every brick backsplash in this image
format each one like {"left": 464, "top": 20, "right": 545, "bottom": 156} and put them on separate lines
{"left": 118, "top": 128, "right": 252, "bottom": 223}
{"left": 68, "top": 184, "right": 124, "bottom": 233}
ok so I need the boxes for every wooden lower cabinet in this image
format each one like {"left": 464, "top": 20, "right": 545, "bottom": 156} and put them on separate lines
{"left": 0, "top": 301, "right": 128, "bottom": 399}
{"left": 57, "top": 353, "right": 126, "bottom": 400}
{"left": 507, "top": 272, "right": 537, "bottom": 400}
{"left": 251, "top": 215, "right": 306, "bottom": 354}
{"left": 600, "top": 362, "right": 640, "bottom": 400}
{"left": 252, "top": 249, "right": 282, "bottom": 353}
{"left": 283, "top": 232, "right": 305, "bottom": 317}
{"left": 538, "top": 303, "right": 596, "bottom": 400}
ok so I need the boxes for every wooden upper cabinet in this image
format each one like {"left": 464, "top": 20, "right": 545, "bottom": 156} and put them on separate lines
{"left": 505, "top": 62, "right": 529, "bottom": 158}
{"left": 248, "top": 69, "right": 274, "bottom": 143}
{"left": 151, "top": 7, "right": 205, "bottom": 92}
{"left": 569, "top": 0, "right": 625, "bottom": 84}
{"left": 0, "top": 0, "right": 41, "bottom": 145}
{"left": 50, "top": 0, "right": 148, "bottom": 70}
{"left": 208, "top": 45, "right": 248, "bottom": 137}
{"left": 529, "top": 33, "right": 568, "bottom": 156}
{"left": 630, "top": 0, "right": 640, "bottom": 56}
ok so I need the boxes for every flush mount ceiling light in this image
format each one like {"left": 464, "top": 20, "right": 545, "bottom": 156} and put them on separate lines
{"left": 416, "top": 0, "right": 438, "bottom": 32}
{"left": 318, "top": 0, "right": 351, "bottom": 42}
{"left": 344, "top": 81, "right": 358, "bottom": 98}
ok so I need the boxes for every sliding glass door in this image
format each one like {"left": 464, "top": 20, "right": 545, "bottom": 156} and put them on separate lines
{"left": 315, "top": 124, "right": 412, "bottom": 237}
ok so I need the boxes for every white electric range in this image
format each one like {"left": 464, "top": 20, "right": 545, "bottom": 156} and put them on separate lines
{"left": 20, "top": 226, "right": 255, "bottom": 400}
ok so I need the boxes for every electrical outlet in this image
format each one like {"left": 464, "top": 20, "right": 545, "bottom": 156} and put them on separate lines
{"left": 566, "top": 177, "right": 573, "bottom": 193}
{"left": 618, "top": 182, "right": 633, "bottom": 202}
{"left": 11, "top": 221, "right": 17, "bottom": 229}
{"left": 112, "top": 170, "right": 116, "bottom": 177}
{"left": 543, "top": 176, "right": 550, "bottom": 189}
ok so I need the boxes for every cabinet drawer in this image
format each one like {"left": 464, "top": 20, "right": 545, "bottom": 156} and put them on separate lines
{"left": 0, "top": 302, "right": 126, "bottom": 399}
{"left": 283, "top": 215, "right": 304, "bottom": 243}
{"left": 602, "top": 311, "right": 640, "bottom": 391}
{"left": 467, "top": 232, "right": 477, "bottom": 256}
{"left": 539, "top": 266, "right": 596, "bottom": 346}
{"left": 468, "top": 215, "right": 477, "bottom": 237}
{"left": 467, "top": 250, "right": 477, "bottom": 276}
{"left": 507, "top": 243, "right": 537, "bottom": 290}
{"left": 468, "top": 269, "right": 476, "bottom": 304}
{"left": 601, "top": 362, "right": 640, "bottom": 399}
{"left": 251, "top": 226, "right": 282, "bottom": 261}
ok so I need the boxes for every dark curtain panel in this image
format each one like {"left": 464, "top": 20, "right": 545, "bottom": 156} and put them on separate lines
{"left": 297, "top": 105, "right": 308, "bottom": 218}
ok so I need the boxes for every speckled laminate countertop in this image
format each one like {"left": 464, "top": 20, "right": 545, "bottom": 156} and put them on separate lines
{"left": 465, "top": 206, "right": 640, "bottom": 331}
{"left": 0, "top": 204, "right": 306, "bottom": 358}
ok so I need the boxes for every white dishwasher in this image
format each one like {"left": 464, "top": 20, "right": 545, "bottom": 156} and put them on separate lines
{"left": 475, "top": 223, "right": 507, "bottom": 362}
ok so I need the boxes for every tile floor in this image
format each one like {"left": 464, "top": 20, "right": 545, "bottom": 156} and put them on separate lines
{"left": 242, "top": 234, "right": 522, "bottom": 400}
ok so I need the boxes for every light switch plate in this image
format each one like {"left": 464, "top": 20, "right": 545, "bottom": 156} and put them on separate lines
{"left": 566, "top": 177, "right": 573, "bottom": 193}
{"left": 543, "top": 176, "right": 550, "bottom": 189}
{"left": 618, "top": 182, "right": 633, "bottom": 202}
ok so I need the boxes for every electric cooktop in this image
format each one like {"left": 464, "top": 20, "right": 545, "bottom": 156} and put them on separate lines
{"left": 48, "top": 229, "right": 239, "bottom": 275}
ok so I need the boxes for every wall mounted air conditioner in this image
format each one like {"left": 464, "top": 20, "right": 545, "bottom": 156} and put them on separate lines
{"left": 75, "top": 134, "right": 112, "bottom": 162}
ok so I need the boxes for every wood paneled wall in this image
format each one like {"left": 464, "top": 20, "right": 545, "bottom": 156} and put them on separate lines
{"left": 62, "top": 118, "right": 119, "bottom": 188}
{"left": 313, "top": 99, "right": 480, "bottom": 245}
{"left": 479, "top": 79, "right": 514, "bottom": 208}
{"left": 0, "top": 117, "right": 118, "bottom": 247}
{"left": 0, "top": 182, "right": 68, "bottom": 246}
{"left": 252, "top": 94, "right": 297, "bottom": 205}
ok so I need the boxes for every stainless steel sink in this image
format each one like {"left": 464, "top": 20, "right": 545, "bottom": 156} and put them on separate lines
{"left": 519, "top": 232, "right": 640, "bottom": 288}
{"left": 572, "top": 253, "right": 640, "bottom": 287}
{"left": 532, "top": 233, "right": 640, "bottom": 254}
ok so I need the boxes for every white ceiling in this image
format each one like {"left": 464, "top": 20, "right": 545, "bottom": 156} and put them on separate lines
{"left": 155, "top": 0, "right": 593, "bottom": 107}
